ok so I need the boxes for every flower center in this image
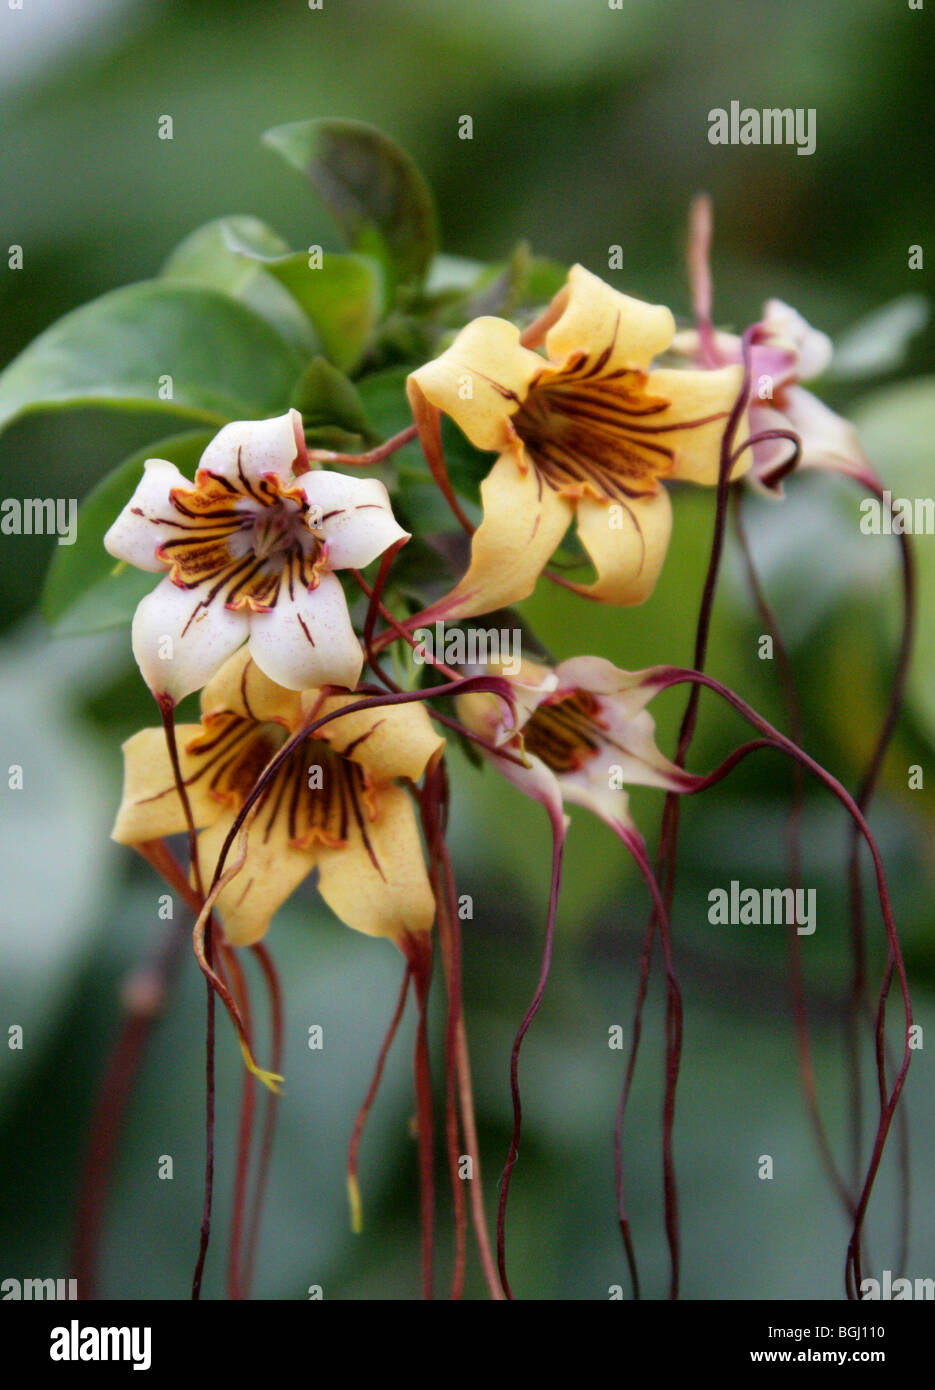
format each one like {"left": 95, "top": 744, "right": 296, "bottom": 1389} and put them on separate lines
{"left": 511, "top": 367, "right": 676, "bottom": 502}
{"left": 186, "top": 715, "right": 377, "bottom": 852}
{"left": 249, "top": 497, "right": 311, "bottom": 561}
{"left": 522, "top": 689, "right": 605, "bottom": 774}
{"left": 159, "top": 475, "right": 324, "bottom": 612}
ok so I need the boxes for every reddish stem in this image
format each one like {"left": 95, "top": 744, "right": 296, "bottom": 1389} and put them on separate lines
{"left": 649, "top": 664, "right": 913, "bottom": 1298}
{"left": 346, "top": 965, "right": 412, "bottom": 1236}
{"left": 404, "top": 933, "right": 436, "bottom": 1300}
{"left": 71, "top": 843, "right": 192, "bottom": 1300}
{"left": 241, "top": 943, "right": 284, "bottom": 1298}
{"left": 306, "top": 423, "right": 418, "bottom": 467}
{"left": 732, "top": 490, "right": 856, "bottom": 1216}
{"left": 220, "top": 945, "right": 255, "bottom": 1301}
{"left": 496, "top": 803, "right": 567, "bottom": 1299}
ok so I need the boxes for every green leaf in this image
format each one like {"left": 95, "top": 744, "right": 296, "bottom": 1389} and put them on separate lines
{"left": 356, "top": 365, "right": 491, "bottom": 499}
{"left": 41, "top": 430, "right": 213, "bottom": 635}
{"left": 0, "top": 282, "right": 305, "bottom": 438}
{"left": 262, "top": 118, "right": 438, "bottom": 296}
{"left": 354, "top": 366, "right": 417, "bottom": 439}
{"left": 424, "top": 253, "right": 489, "bottom": 295}
{"left": 423, "top": 245, "right": 568, "bottom": 329}
{"left": 291, "top": 357, "right": 378, "bottom": 443}
{"left": 163, "top": 214, "right": 290, "bottom": 274}
{"left": 226, "top": 239, "right": 382, "bottom": 374}
{"left": 161, "top": 216, "right": 318, "bottom": 357}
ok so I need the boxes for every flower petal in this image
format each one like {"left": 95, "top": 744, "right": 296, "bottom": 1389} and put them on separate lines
{"left": 552, "top": 655, "right": 657, "bottom": 716}
{"left": 104, "top": 458, "right": 193, "bottom": 572}
{"left": 131, "top": 573, "right": 249, "bottom": 704}
{"left": 782, "top": 385, "right": 876, "bottom": 484}
{"left": 200, "top": 646, "right": 302, "bottom": 729}
{"left": 407, "top": 317, "right": 544, "bottom": 453}
{"left": 315, "top": 784, "right": 435, "bottom": 941}
{"left": 300, "top": 470, "right": 409, "bottom": 570}
{"left": 427, "top": 452, "right": 574, "bottom": 620}
{"left": 308, "top": 693, "right": 445, "bottom": 783}
{"left": 762, "top": 300, "right": 833, "bottom": 381}
{"left": 572, "top": 486, "right": 672, "bottom": 605}
{"left": 643, "top": 364, "right": 747, "bottom": 485}
{"left": 246, "top": 570, "right": 362, "bottom": 692}
{"left": 581, "top": 701, "right": 691, "bottom": 793}
{"left": 195, "top": 409, "right": 304, "bottom": 488}
{"left": 558, "top": 776, "right": 635, "bottom": 833}
{"left": 111, "top": 724, "right": 224, "bottom": 844}
{"left": 194, "top": 809, "right": 314, "bottom": 948}
{"left": 488, "top": 742, "right": 567, "bottom": 823}
{"left": 538, "top": 264, "right": 676, "bottom": 373}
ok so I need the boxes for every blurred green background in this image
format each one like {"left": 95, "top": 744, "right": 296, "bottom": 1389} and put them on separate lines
{"left": 1, "top": 0, "right": 934, "bottom": 1300}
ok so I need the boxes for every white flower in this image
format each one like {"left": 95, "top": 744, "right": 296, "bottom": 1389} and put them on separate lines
{"left": 104, "top": 409, "right": 408, "bottom": 702}
{"left": 456, "top": 654, "right": 693, "bottom": 833}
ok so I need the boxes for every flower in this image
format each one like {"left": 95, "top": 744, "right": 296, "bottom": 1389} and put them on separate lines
{"left": 104, "top": 409, "right": 409, "bottom": 703}
{"left": 456, "top": 653, "right": 693, "bottom": 834}
{"left": 676, "top": 302, "right": 876, "bottom": 493}
{"left": 679, "top": 198, "right": 876, "bottom": 493}
{"left": 407, "top": 265, "right": 746, "bottom": 619}
{"left": 111, "top": 647, "right": 444, "bottom": 947}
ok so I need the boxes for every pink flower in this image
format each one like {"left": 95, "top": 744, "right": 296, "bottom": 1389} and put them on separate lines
{"left": 677, "top": 197, "right": 878, "bottom": 495}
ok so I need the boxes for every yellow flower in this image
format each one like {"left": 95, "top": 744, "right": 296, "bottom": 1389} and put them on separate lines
{"left": 112, "top": 647, "right": 443, "bottom": 947}
{"left": 408, "top": 264, "right": 746, "bottom": 617}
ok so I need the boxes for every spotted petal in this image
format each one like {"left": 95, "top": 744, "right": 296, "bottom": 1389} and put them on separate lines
{"left": 571, "top": 486, "right": 672, "bottom": 605}
{"left": 301, "top": 470, "right": 409, "bottom": 570}
{"left": 200, "top": 646, "right": 302, "bottom": 729}
{"left": 426, "top": 451, "right": 573, "bottom": 621}
{"left": 644, "top": 364, "right": 747, "bottom": 485}
{"left": 104, "top": 457, "right": 193, "bottom": 572}
{"left": 195, "top": 408, "right": 304, "bottom": 488}
{"left": 131, "top": 572, "right": 249, "bottom": 704}
{"left": 316, "top": 784, "right": 436, "bottom": 941}
{"left": 246, "top": 570, "right": 362, "bottom": 692}
{"left": 111, "top": 724, "right": 224, "bottom": 844}
{"left": 194, "top": 808, "right": 314, "bottom": 948}
{"left": 308, "top": 693, "right": 445, "bottom": 783}
{"left": 407, "top": 317, "right": 544, "bottom": 453}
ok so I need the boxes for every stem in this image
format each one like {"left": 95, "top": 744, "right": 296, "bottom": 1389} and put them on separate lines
{"left": 419, "top": 758, "right": 504, "bottom": 1299}
{"left": 405, "top": 934, "right": 436, "bottom": 1300}
{"left": 220, "top": 944, "right": 254, "bottom": 1301}
{"left": 614, "top": 825, "right": 684, "bottom": 1299}
{"left": 440, "top": 850, "right": 505, "bottom": 1300}
{"left": 346, "top": 965, "right": 412, "bottom": 1235}
{"left": 649, "top": 664, "right": 913, "bottom": 1297}
{"left": 496, "top": 803, "right": 567, "bottom": 1299}
{"left": 157, "top": 700, "right": 217, "bottom": 1303}
{"left": 191, "top": 961, "right": 216, "bottom": 1300}
{"left": 71, "top": 840, "right": 192, "bottom": 1299}
{"left": 241, "top": 943, "right": 284, "bottom": 1298}
{"left": 306, "top": 423, "right": 417, "bottom": 467}
{"left": 732, "top": 490, "right": 855, "bottom": 1217}
{"left": 625, "top": 336, "right": 753, "bottom": 1298}
{"left": 844, "top": 480, "right": 916, "bottom": 1209}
